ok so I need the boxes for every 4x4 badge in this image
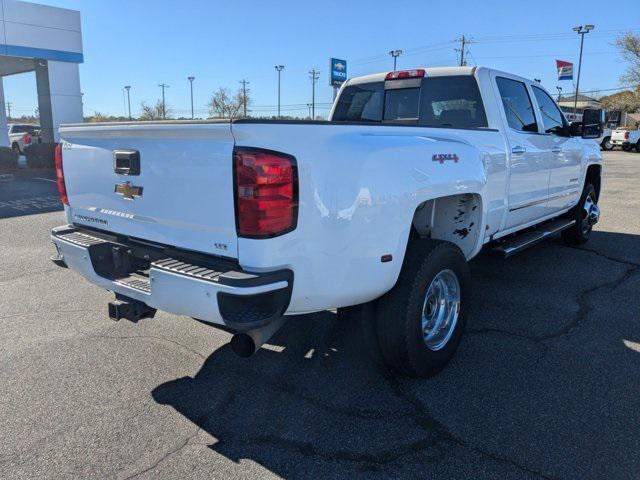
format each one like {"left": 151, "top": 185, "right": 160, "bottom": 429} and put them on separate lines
{"left": 115, "top": 181, "right": 143, "bottom": 200}
{"left": 432, "top": 153, "right": 459, "bottom": 164}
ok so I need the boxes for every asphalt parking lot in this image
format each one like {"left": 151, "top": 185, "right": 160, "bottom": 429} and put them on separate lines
{"left": 1, "top": 151, "right": 639, "bottom": 479}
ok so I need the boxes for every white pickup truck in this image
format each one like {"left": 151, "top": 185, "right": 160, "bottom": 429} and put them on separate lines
{"left": 51, "top": 66, "right": 603, "bottom": 377}
{"left": 8, "top": 123, "right": 39, "bottom": 154}
{"left": 610, "top": 128, "right": 640, "bottom": 152}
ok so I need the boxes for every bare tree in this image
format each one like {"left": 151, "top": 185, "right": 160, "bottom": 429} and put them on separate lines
{"left": 139, "top": 100, "right": 172, "bottom": 120}
{"left": 88, "top": 112, "right": 111, "bottom": 123}
{"left": 208, "top": 87, "right": 248, "bottom": 119}
{"left": 617, "top": 33, "right": 640, "bottom": 86}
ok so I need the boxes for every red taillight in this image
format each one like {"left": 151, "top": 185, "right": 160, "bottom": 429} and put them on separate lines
{"left": 22, "top": 133, "right": 31, "bottom": 145}
{"left": 54, "top": 143, "right": 69, "bottom": 205}
{"left": 624, "top": 131, "right": 630, "bottom": 140}
{"left": 234, "top": 147, "right": 297, "bottom": 238}
{"left": 385, "top": 69, "right": 426, "bottom": 81}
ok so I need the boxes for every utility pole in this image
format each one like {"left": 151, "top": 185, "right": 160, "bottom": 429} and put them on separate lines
{"left": 158, "top": 83, "right": 169, "bottom": 119}
{"left": 6, "top": 102, "right": 11, "bottom": 120}
{"left": 309, "top": 69, "right": 320, "bottom": 120}
{"left": 187, "top": 77, "right": 195, "bottom": 119}
{"left": 306, "top": 103, "right": 312, "bottom": 119}
{"left": 456, "top": 35, "right": 473, "bottom": 66}
{"left": 124, "top": 86, "right": 131, "bottom": 120}
{"left": 239, "top": 79, "right": 250, "bottom": 118}
{"left": 274, "top": 65, "right": 284, "bottom": 118}
{"left": 556, "top": 86, "right": 563, "bottom": 102}
{"left": 572, "top": 24, "right": 594, "bottom": 115}
{"left": 388, "top": 49, "right": 402, "bottom": 70}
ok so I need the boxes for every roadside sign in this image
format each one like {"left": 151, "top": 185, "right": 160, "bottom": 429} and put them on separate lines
{"left": 556, "top": 60, "right": 573, "bottom": 80}
{"left": 330, "top": 58, "right": 347, "bottom": 86}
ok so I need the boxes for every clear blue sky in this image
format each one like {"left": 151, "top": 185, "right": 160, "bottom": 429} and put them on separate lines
{"left": 5, "top": 0, "right": 639, "bottom": 119}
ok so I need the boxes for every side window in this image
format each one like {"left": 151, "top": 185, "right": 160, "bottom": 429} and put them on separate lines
{"left": 532, "top": 86, "right": 566, "bottom": 135}
{"left": 332, "top": 82, "right": 383, "bottom": 122}
{"left": 496, "top": 77, "right": 538, "bottom": 133}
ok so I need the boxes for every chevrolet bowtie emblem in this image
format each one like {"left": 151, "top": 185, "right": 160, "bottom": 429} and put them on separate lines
{"left": 114, "top": 181, "right": 143, "bottom": 200}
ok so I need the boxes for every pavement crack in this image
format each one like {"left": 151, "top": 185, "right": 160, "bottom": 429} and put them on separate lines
{"left": 563, "top": 245, "right": 640, "bottom": 268}
{"left": 121, "top": 428, "right": 201, "bottom": 480}
{"left": 384, "top": 373, "right": 559, "bottom": 479}
{"left": 88, "top": 333, "right": 207, "bottom": 360}
{"left": 469, "top": 253, "right": 639, "bottom": 345}
{"left": 535, "top": 263, "right": 638, "bottom": 342}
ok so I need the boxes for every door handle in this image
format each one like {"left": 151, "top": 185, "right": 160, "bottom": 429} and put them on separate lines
{"left": 551, "top": 147, "right": 562, "bottom": 154}
{"left": 511, "top": 146, "right": 526, "bottom": 155}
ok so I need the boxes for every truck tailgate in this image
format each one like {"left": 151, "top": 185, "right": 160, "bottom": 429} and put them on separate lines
{"left": 611, "top": 130, "right": 628, "bottom": 142}
{"left": 59, "top": 122, "right": 238, "bottom": 258}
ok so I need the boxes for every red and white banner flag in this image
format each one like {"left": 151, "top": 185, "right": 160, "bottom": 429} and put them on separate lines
{"left": 556, "top": 60, "right": 573, "bottom": 80}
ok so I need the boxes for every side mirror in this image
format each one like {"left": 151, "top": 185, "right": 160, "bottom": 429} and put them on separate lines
{"left": 569, "top": 122, "right": 583, "bottom": 137}
{"left": 581, "top": 109, "right": 604, "bottom": 139}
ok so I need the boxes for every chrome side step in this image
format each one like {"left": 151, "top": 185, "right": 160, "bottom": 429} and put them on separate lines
{"left": 492, "top": 219, "right": 576, "bottom": 258}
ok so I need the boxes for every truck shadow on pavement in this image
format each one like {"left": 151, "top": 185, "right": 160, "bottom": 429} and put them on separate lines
{"left": 152, "top": 231, "right": 640, "bottom": 478}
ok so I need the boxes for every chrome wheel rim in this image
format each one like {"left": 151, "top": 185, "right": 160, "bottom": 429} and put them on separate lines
{"left": 604, "top": 140, "right": 612, "bottom": 150}
{"left": 421, "top": 269, "right": 461, "bottom": 351}
{"left": 582, "top": 193, "right": 599, "bottom": 235}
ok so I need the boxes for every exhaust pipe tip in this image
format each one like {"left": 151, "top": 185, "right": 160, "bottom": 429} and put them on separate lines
{"left": 230, "top": 333, "right": 256, "bottom": 357}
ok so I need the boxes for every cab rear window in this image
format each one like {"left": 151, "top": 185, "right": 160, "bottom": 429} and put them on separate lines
{"left": 332, "top": 75, "right": 488, "bottom": 129}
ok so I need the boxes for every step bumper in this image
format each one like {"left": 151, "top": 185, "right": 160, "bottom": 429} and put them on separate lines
{"left": 51, "top": 225, "right": 293, "bottom": 330}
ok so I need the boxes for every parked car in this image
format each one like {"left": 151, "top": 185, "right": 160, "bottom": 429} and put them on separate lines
{"left": 50, "top": 66, "right": 603, "bottom": 377}
{"left": 8, "top": 123, "right": 40, "bottom": 154}
{"left": 610, "top": 128, "right": 640, "bottom": 152}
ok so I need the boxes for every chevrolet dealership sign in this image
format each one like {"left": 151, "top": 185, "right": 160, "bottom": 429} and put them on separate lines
{"left": 330, "top": 58, "right": 347, "bottom": 86}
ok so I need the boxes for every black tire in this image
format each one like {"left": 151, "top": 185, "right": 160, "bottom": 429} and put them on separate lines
{"left": 635, "top": 141, "right": 640, "bottom": 153}
{"left": 562, "top": 183, "right": 597, "bottom": 246}
{"left": 600, "top": 137, "right": 613, "bottom": 151}
{"left": 11, "top": 143, "right": 21, "bottom": 155}
{"left": 622, "top": 145, "right": 631, "bottom": 152}
{"left": 375, "top": 239, "right": 470, "bottom": 378}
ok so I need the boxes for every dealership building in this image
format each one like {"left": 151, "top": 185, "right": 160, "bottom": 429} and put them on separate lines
{"left": 0, "top": 0, "right": 83, "bottom": 145}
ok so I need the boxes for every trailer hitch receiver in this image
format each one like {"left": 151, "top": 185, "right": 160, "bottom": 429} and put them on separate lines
{"left": 108, "top": 295, "right": 156, "bottom": 322}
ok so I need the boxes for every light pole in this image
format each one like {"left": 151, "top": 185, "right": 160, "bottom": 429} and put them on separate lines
{"left": 275, "top": 65, "right": 284, "bottom": 118}
{"left": 388, "top": 49, "right": 403, "bottom": 70}
{"left": 158, "top": 83, "right": 169, "bottom": 119}
{"left": 556, "top": 86, "right": 563, "bottom": 101}
{"left": 124, "top": 85, "right": 131, "bottom": 120}
{"left": 572, "top": 24, "right": 594, "bottom": 115}
{"left": 187, "top": 76, "right": 195, "bottom": 119}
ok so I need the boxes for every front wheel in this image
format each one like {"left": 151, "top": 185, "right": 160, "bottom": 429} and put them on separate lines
{"left": 375, "top": 239, "right": 470, "bottom": 378}
{"left": 601, "top": 137, "right": 613, "bottom": 151}
{"left": 635, "top": 142, "right": 640, "bottom": 153}
{"left": 562, "top": 183, "right": 599, "bottom": 245}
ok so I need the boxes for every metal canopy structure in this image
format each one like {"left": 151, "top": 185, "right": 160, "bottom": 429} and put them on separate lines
{"left": 0, "top": 0, "right": 84, "bottom": 146}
